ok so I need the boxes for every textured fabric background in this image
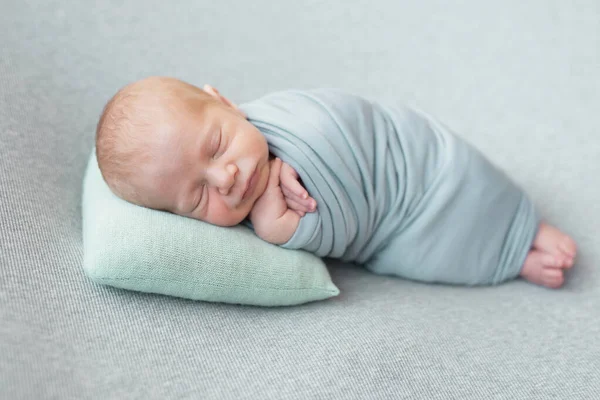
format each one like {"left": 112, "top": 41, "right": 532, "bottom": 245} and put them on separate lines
{"left": 1, "top": 1, "right": 599, "bottom": 399}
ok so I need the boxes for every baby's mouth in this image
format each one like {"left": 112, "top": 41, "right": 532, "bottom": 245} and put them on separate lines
{"left": 241, "top": 166, "right": 258, "bottom": 202}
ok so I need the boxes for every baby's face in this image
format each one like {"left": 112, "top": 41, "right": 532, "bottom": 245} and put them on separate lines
{"left": 144, "top": 98, "right": 270, "bottom": 226}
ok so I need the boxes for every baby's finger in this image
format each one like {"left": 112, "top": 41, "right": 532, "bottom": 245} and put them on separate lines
{"left": 284, "top": 193, "right": 305, "bottom": 211}
{"left": 280, "top": 164, "right": 308, "bottom": 199}
{"left": 267, "top": 158, "right": 282, "bottom": 187}
{"left": 291, "top": 208, "right": 305, "bottom": 218}
{"left": 290, "top": 209, "right": 305, "bottom": 218}
{"left": 280, "top": 162, "right": 298, "bottom": 179}
{"left": 286, "top": 180, "right": 309, "bottom": 200}
{"left": 281, "top": 186, "right": 313, "bottom": 211}
{"left": 282, "top": 187, "right": 317, "bottom": 213}
{"left": 285, "top": 197, "right": 307, "bottom": 216}
{"left": 281, "top": 185, "right": 304, "bottom": 205}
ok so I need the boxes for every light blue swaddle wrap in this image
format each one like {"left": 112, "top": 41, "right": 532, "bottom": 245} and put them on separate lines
{"left": 240, "top": 89, "right": 540, "bottom": 285}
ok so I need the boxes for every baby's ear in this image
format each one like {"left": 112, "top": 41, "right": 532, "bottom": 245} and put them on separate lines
{"left": 203, "top": 84, "right": 247, "bottom": 118}
{"left": 203, "top": 84, "right": 222, "bottom": 101}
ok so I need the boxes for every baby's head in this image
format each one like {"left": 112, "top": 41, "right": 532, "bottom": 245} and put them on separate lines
{"left": 95, "top": 76, "right": 270, "bottom": 226}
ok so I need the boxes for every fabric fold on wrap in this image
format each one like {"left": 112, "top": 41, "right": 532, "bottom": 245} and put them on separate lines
{"left": 240, "top": 89, "right": 540, "bottom": 285}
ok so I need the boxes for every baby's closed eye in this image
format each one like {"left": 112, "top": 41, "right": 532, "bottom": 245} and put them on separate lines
{"left": 211, "top": 130, "right": 223, "bottom": 159}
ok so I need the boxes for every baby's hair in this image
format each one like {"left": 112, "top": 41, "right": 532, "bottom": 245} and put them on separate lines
{"left": 95, "top": 81, "right": 158, "bottom": 206}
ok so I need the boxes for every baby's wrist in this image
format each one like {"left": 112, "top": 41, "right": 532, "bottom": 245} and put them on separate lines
{"left": 249, "top": 208, "right": 299, "bottom": 245}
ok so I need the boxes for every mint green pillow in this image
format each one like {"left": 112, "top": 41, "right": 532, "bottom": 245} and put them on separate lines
{"left": 81, "top": 150, "right": 339, "bottom": 306}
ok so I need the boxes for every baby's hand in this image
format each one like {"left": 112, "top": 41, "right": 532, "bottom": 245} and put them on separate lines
{"left": 279, "top": 162, "right": 317, "bottom": 217}
{"left": 249, "top": 158, "right": 301, "bottom": 244}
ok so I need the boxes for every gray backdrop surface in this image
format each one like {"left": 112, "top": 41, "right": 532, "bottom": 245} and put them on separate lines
{"left": 1, "top": 1, "right": 599, "bottom": 398}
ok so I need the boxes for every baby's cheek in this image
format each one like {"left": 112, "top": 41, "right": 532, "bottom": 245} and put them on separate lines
{"left": 236, "top": 201, "right": 254, "bottom": 223}
{"left": 210, "top": 197, "right": 251, "bottom": 226}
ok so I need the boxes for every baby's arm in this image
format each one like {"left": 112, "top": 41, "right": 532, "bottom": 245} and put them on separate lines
{"left": 249, "top": 158, "right": 302, "bottom": 245}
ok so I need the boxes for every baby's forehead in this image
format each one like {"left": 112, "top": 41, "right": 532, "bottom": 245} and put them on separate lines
{"left": 127, "top": 86, "right": 229, "bottom": 142}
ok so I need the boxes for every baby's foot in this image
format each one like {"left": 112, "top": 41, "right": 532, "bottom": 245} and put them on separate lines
{"left": 520, "top": 250, "right": 567, "bottom": 289}
{"left": 533, "top": 222, "right": 577, "bottom": 267}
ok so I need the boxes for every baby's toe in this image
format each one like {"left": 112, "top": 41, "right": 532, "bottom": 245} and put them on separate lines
{"left": 541, "top": 253, "right": 562, "bottom": 268}
{"left": 564, "top": 255, "right": 575, "bottom": 269}
{"left": 559, "top": 236, "right": 577, "bottom": 258}
{"left": 542, "top": 268, "right": 565, "bottom": 289}
{"left": 546, "top": 253, "right": 573, "bottom": 270}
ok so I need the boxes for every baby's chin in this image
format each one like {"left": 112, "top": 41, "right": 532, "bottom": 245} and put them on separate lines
{"left": 193, "top": 213, "right": 241, "bottom": 227}
{"left": 198, "top": 204, "right": 254, "bottom": 227}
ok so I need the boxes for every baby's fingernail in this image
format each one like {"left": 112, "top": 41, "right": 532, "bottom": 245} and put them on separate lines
{"left": 302, "top": 192, "right": 308, "bottom": 199}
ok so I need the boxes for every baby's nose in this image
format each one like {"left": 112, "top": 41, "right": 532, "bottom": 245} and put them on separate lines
{"left": 211, "top": 163, "right": 238, "bottom": 195}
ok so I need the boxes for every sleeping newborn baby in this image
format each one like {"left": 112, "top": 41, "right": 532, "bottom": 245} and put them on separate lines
{"left": 95, "top": 76, "right": 577, "bottom": 289}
